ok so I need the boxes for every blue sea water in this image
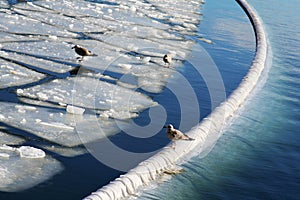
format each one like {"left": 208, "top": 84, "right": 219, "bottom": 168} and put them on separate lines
{"left": 139, "top": 0, "right": 300, "bottom": 199}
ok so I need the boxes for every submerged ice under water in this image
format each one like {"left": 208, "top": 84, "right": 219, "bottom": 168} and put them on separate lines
{"left": 0, "top": 0, "right": 205, "bottom": 193}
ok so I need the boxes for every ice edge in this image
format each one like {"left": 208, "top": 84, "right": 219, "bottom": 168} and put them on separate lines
{"left": 83, "top": 0, "right": 268, "bottom": 199}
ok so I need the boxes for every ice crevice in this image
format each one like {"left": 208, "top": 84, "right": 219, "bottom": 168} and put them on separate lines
{"left": 83, "top": 0, "right": 270, "bottom": 199}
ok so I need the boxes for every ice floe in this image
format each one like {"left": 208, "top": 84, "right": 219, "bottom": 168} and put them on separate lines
{"left": 0, "top": 131, "right": 25, "bottom": 145}
{"left": 0, "top": 41, "right": 77, "bottom": 74}
{"left": 0, "top": 59, "right": 45, "bottom": 89}
{"left": 0, "top": 145, "right": 63, "bottom": 192}
{"left": 0, "top": 102, "right": 122, "bottom": 147}
{"left": 17, "top": 146, "right": 46, "bottom": 158}
{"left": 18, "top": 76, "right": 157, "bottom": 117}
{"left": 66, "top": 105, "right": 85, "bottom": 115}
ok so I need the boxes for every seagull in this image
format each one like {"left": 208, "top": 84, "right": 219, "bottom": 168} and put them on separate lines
{"left": 72, "top": 45, "right": 97, "bottom": 61}
{"left": 163, "top": 54, "right": 172, "bottom": 67}
{"left": 163, "top": 124, "right": 195, "bottom": 148}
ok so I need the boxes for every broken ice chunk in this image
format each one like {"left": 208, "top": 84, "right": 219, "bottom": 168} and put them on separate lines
{"left": 66, "top": 105, "right": 85, "bottom": 115}
{"left": 17, "top": 146, "right": 46, "bottom": 158}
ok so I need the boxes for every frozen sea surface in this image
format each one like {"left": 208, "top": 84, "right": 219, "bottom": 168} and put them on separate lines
{"left": 0, "top": 0, "right": 204, "bottom": 193}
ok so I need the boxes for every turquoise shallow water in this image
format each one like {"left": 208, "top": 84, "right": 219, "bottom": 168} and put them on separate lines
{"left": 139, "top": 0, "right": 300, "bottom": 199}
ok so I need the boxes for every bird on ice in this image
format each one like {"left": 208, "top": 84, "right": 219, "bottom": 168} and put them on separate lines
{"left": 163, "top": 54, "right": 172, "bottom": 67}
{"left": 163, "top": 124, "right": 195, "bottom": 148}
{"left": 72, "top": 45, "right": 97, "bottom": 61}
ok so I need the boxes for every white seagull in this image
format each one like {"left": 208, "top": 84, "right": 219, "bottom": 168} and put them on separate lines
{"left": 72, "top": 45, "right": 97, "bottom": 61}
{"left": 163, "top": 124, "right": 195, "bottom": 148}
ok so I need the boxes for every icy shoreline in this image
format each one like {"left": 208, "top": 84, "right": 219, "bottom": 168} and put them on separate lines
{"left": 83, "top": 0, "right": 269, "bottom": 199}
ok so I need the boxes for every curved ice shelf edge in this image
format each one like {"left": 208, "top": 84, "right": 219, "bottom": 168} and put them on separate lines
{"left": 83, "top": 0, "right": 269, "bottom": 199}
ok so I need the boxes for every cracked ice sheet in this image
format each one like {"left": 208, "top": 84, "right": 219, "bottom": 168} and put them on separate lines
{"left": 0, "top": 10, "right": 76, "bottom": 38}
{"left": 0, "top": 1, "right": 9, "bottom": 8}
{"left": 74, "top": 36, "right": 189, "bottom": 93}
{"left": 0, "top": 32, "right": 40, "bottom": 43}
{"left": 11, "top": 7, "right": 107, "bottom": 34}
{"left": 0, "top": 40, "right": 78, "bottom": 74}
{"left": 0, "top": 131, "right": 25, "bottom": 145}
{"left": 1, "top": 0, "right": 202, "bottom": 93}
{"left": 17, "top": 76, "right": 157, "bottom": 116}
{"left": 0, "top": 59, "right": 45, "bottom": 89}
{"left": 0, "top": 102, "right": 122, "bottom": 147}
{"left": 0, "top": 145, "right": 63, "bottom": 192}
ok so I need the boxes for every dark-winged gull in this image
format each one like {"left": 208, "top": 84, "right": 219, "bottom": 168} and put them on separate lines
{"left": 163, "top": 124, "right": 194, "bottom": 148}
{"left": 72, "top": 45, "right": 97, "bottom": 61}
{"left": 163, "top": 54, "right": 172, "bottom": 67}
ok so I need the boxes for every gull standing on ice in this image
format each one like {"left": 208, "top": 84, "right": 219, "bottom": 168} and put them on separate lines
{"left": 163, "top": 54, "right": 172, "bottom": 67}
{"left": 72, "top": 45, "right": 97, "bottom": 61}
{"left": 163, "top": 124, "right": 195, "bottom": 148}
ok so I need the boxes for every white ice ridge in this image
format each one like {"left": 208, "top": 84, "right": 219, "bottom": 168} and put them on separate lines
{"left": 0, "top": 145, "right": 63, "bottom": 192}
{"left": 83, "top": 0, "right": 269, "bottom": 199}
